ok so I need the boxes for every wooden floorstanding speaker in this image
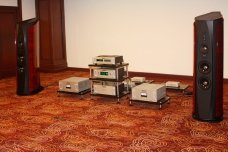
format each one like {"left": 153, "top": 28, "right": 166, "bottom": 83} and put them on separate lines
{"left": 193, "top": 12, "right": 224, "bottom": 122}
{"left": 16, "top": 18, "right": 43, "bottom": 95}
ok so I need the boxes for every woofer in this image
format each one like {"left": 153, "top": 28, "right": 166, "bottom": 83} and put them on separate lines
{"left": 198, "top": 61, "right": 210, "bottom": 74}
{"left": 198, "top": 76, "right": 210, "bottom": 90}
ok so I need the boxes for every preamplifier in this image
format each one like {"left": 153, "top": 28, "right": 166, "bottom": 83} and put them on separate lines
{"left": 93, "top": 67, "right": 124, "bottom": 80}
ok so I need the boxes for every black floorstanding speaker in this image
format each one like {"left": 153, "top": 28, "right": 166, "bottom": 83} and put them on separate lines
{"left": 193, "top": 12, "right": 224, "bottom": 122}
{"left": 16, "top": 18, "right": 43, "bottom": 95}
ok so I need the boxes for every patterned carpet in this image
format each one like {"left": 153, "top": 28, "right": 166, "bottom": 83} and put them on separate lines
{"left": 0, "top": 70, "right": 228, "bottom": 152}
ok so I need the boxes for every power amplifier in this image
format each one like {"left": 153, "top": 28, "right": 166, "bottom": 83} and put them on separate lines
{"left": 93, "top": 81, "right": 124, "bottom": 96}
{"left": 131, "top": 83, "right": 166, "bottom": 102}
{"left": 59, "top": 77, "right": 90, "bottom": 93}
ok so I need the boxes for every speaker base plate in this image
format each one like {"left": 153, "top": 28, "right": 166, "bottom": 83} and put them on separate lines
{"left": 17, "top": 86, "right": 44, "bottom": 96}
{"left": 192, "top": 114, "right": 223, "bottom": 122}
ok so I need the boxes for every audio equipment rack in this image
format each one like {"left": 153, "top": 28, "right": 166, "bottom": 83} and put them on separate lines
{"left": 89, "top": 63, "right": 130, "bottom": 102}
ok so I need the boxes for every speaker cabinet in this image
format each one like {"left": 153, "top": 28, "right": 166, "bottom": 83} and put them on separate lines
{"left": 16, "top": 18, "right": 43, "bottom": 95}
{"left": 193, "top": 12, "right": 223, "bottom": 122}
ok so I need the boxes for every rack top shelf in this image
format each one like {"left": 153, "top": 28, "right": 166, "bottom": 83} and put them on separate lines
{"left": 88, "top": 63, "right": 129, "bottom": 68}
{"left": 89, "top": 76, "right": 130, "bottom": 82}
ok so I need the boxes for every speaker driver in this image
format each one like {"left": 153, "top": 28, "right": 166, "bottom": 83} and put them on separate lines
{"left": 198, "top": 77, "right": 210, "bottom": 90}
{"left": 17, "top": 57, "right": 24, "bottom": 67}
{"left": 201, "top": 45, "right": 208, "bottom": 54}
{"left": 198, "top": 61, "right": 210, "bottom": 74}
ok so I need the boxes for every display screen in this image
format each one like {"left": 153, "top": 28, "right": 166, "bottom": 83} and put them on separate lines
{"left": 100, "top": 72, "right": 109, "bottom": 76}
{"left": 96, "top": 59, "right": 103, "bottom": 61}
{"left": 104, "top": 59, "right": 111, "bottom": 62}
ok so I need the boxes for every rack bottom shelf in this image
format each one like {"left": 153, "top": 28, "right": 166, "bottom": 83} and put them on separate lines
{"left": 129, "top": 96, "right": 170, "bottom": 109}
{"left": 90, "top": 91, "right": 129, "bottom": 102}
{"left": 57, "top": 89, "right": 91, "bottom": 99}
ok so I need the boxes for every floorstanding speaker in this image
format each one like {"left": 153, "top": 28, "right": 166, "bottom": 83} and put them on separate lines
{"left": 16, "top": 18, "right": 43, "bottom": 95}
{"left": 193, "top": 12, "right": 223, "bottom": 122}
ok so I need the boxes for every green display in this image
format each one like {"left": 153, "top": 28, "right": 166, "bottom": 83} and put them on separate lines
{"left": 100, "top": 72, "right": 109, "bottom": 76}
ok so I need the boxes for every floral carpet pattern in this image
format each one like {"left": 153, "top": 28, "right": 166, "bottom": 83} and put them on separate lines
{"left": 0, "top": 70, "right": 228, "bottom": 151}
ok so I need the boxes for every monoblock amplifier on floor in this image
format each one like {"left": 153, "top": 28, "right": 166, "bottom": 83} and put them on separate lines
{"left": 131, "top": 83, "right": 166, "bottom": 102}
{"left": 59, "top": 77, "right": 90, "bottom": 93}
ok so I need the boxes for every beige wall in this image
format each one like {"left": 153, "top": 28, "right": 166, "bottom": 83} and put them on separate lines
{"left": 1, "top": 0, "right": 227, "bottom": 77}
{"left": 0, "top": 0, "right": 17, "bottom": 6}
{"left": 22, "top": 0, "right": 36, "bottom": 20}
{"left": 0, "top": 0, "right": 35, "bottom": 20}
{"left": 65, "top": 0, "right": 228, "bottom": 78}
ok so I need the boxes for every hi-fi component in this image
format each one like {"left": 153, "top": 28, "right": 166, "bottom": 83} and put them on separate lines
{"left": 93, "top": 55, "right": 123, "bottom": 65}
{"left": 131, "top": 83, "right": 166, "bottom": 102}
{"left": 165, "top": 81, "right": 180, "bottom": 88}
{"left": 93, "top": 67, "right": 124, "bottom": 79}
{"left": 59, "top": 77, "right": 90, "bottom": 93}
{"left": 131, "top": 77, "right": 146, "bottom": 83}
{"left": 92, "top": 81, "right": 124, "bottom": 96}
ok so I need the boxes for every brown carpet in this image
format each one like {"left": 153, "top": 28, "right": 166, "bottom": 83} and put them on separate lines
{"left": 0, "top": 70, "right": 228, "bottom": 151}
